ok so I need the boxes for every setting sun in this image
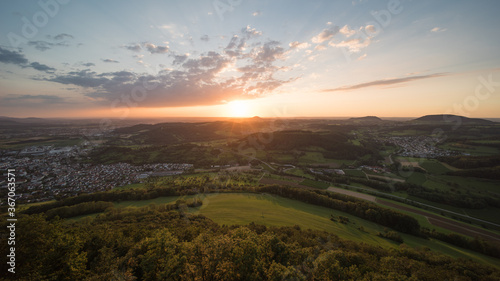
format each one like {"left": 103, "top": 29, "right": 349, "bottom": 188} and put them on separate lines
{"left": 227, "top": 100, "right": 252, "bottom": 117}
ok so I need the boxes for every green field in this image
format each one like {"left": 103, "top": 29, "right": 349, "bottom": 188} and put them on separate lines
{"left": 107, "top": 193, "right": 500, "bottom": 267}
{"left": 438, "top": 143, "right": 500, "bottom": 156}
{"left": 0, "top": 137, "right": 83, "bottom": 149}
{"left": 300, "top": 179, "right": 330, "bottom": 189}
{"left": 344, "top": 169, "right": 366, "bottom": 178}
{"left": 284, "top": 168, "right": 314, "bottom": 179}
{"left": 298, "top": 151, "right": 329, "bottom": 163}
{"left": 405, "top": 172, "right": 427, "bottom": 185}
{"left": 419, "top": 159, "right": 451, "bottom": 175}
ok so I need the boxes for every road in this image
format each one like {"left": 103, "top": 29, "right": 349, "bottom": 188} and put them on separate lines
{"left": 327, "top": 184, "right": 500, "bottom": 243}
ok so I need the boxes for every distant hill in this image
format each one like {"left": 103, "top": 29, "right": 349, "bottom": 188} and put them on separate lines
{"left": 412, "top": 114, "right": 495, "bottom": 125}
{"left": 348, "top": 116, "right": 382, "bottom": 121}
{"left": 345, "top": 116, "right": 387, "bottom": 125}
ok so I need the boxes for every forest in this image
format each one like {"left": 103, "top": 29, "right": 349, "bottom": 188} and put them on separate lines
{"left": 2, "top": 204, "right": 500, "bottom": 280}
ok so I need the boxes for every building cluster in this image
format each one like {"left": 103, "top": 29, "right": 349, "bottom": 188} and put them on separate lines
{"left": 0, "top": 146, "right": 193, "bottom": 205}
{"left": 382, "top": 136, "right": 460, "bottom": 158}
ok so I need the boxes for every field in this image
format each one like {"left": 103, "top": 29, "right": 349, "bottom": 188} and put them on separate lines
{"left": 405, "top": 172, "right": 427, "bottom": 185}
{"left": 104, "top": 192, "right": 500, "bottom": 267}
{"left": 343, "top": 169, "right": 366, "bottom": 178}
{"left": 419, "top": 159, "right": 451, "bottom": 175}
{"left": 284, "top": 168, "right": 315, "bottom": 179}
{"left": 438, "top": 142, "right": 500, "bottom": 156}
{"left": 0, "top": 137, "right": 83, "bottom": 149}
{"left": 300, "top": 179, "right": 330, "bottom": 189}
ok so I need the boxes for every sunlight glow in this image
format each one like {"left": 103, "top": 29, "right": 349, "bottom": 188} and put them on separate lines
{"left": 227, "top": 100, "right": 252, "bottom": 117}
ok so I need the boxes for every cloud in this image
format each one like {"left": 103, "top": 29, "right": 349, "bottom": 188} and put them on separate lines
{"left": 0, "top": 47, "right": 29, "bottom": 64}
{"left": 102, "top": 58, "right": 119, "bottom": 63}
{"left": 28, "top": 40, "right": 70, "bottom": 51}
{"left": 0, "top": 46, "right": 55, "bottom": 73}
{"left": 431, "top": 27, "right": 447, "bottom": 33}
{"left": 45, "top": 28, "right": 292, "bottom": 108}
{"left": 81, "top": 62, "right": 95, "bottom": 67}
{"left": 2, "top": 94, "right": 66, "bottom": 105}
{"left": 241, "top": 25, "right": 262, "bottom": 39}
{"left": 252, "top": 40, "right": 286, "bottom": 64}
{"left": 200, "top": 35, "right": 210, "bottom": 42}
{"left": 339, "top": 25, "right": 356, "bottom": 37}
{"left": 28, "top": 33, "right": 74, "bottom": 51}
{"left": 123, "top": 44, "right": 142, "bottom": 52}
{"left": 329, "top": 38, "right": 370, "bottom": 53}
{"left": 123, "top": 42, "right": 169, "bottom": 54}
{"left": 29, "top": 62, "right": 56, "bottom": 73}
{"left": 45, "top": 69, "right": 109, "bottom": 88}
{"left": 53, "top": 33, "right": 74, "bottom": 40}
{"left": 364, "top": 24, "right": 377, "bottom": 34}
{"left": 312, "top": 25, "right": 340, "bottom": 43}
{"left": 252, "top": 11, "right": 262, "bottom": 16}
{"left": 155, "top": 23, "right": 187, "bottom": 39}
{"left": 172, "top": 54, "right": 189, "bottom": 65}
{"left": 144, "top": 43, "right": 169, "bottom": 54}
{"left": 357, "top": 53, "right": 367, "bottom": 61}
{"left": 289, "top": 41, "right": 310, "bottom": 49}
{"left": 322, "top": 73, "right": 447, "bottom": 92}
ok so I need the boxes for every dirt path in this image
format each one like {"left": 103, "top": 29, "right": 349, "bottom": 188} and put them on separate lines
{"left": 366, "top": 174, "right": 405, "bottom": 183}
{"left": 327, "top": 187, "right": 376, "bottom": 202}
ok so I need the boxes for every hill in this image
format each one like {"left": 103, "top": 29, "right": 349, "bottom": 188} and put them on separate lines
{"left": 412, "top": 114, "right": 495, "bottom": 125}
{"left": 348, "top": 116, "right": 382, "bottom": 122}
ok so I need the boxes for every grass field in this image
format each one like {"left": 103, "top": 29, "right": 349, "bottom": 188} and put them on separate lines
{"left": 298, "top": 152, "right": 329, "bottom": 164}
{"left": 17, "top": 200, "right": 56, "bottom": 212}
{"left": 113, "top": 182, "right": 146, "bottom": 190}
{"left": 67, "top": 192, "right": 500, "bottom": 267}
{"left": 0, "top": 137, "right": 83, "bottom": 149}
{"left": 300, "top": 179, "right": 330, "bottom": 189}
{"left": 438, "top": 143, "right": 500, "bottom": 156}
{"left": 284, "top": 168, "right": 314, "bottom": 179}
{"left": 344, "top": 169, "right": 366, "bottom": 178}
{"left": 405, "top": 172, "right": 427, "bottom": 185}
{"left": 419, "top": 159, "right": 451, "bottom": 175}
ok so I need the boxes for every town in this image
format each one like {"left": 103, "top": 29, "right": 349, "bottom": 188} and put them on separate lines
{"left": 0, "top": 145, "right": 192, "bottom": 204}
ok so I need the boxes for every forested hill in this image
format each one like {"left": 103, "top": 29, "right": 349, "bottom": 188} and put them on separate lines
{"left": 233, "top": 130, "right": 371, "bottom": 160}
{"left": 111, "top": 118, "right": 285, "bottom": 145}
{"left": 412, "top": 114, "right": 495, "bottom": 124}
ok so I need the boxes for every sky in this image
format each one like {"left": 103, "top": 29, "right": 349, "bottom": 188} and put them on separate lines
{"left": 1, "top": 0, "right": 500, "bottom": 118}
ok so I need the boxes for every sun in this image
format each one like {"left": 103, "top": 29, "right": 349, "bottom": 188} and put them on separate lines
{"left": 227, "top": 100, "right": 251, "bottom": 117}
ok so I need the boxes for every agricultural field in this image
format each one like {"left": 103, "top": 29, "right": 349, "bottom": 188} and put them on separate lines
{"left": 343, "top": 169, "right": 366, "bottom": 178}
{"left": 76, "top": 192, "right": 500, "bottom": 267}
{"left": 0, "top": 137, "right": 83, "bottom": 149}
{"left": 283, "top": 168, "right": 315, "bottom": 179}
{"left": 300, "top": 179, "right": 330, "bottom": 189}
{"left": 438, "top": 142, "right": 500, "bottom": 156}
{"left": 419, "top": 159, "right": 452, "bottom": 175}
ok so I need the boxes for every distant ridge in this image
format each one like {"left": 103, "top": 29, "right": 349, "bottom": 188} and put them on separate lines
{"left": 345, "top": 116, "right": 386, "bottom": 124}
{"left": 348, "top": 116, "right": 382, "bottom": 121}
{"left": 412, "top": 114, "right": 495, "bottom": 124}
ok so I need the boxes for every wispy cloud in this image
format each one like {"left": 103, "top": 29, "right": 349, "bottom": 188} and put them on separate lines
{"left": 122, "top": 42, "right": 169, "bottom": 54}
{"left": 102, "top": 58, "right": 119, "bottom": 63}
{"left": 252, "top": 11, "right": 262, "bottom": 17}
{"left": 312, "top": 25, "right": 339, "bottom": 43}
{"left": 431, "top": 27, "right": 447, "bottom": 33}
{"left": 322, "top": 73, "right": 447, "bottom": 92}
{"left": 2, "top": 94, "right": 67, "bottom": 105}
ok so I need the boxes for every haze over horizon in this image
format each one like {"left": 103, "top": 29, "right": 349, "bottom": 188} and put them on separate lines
{"left": 1, "top": 0, "right": 500, "bottom": 119}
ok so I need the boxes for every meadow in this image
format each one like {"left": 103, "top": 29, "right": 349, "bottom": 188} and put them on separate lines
{"left": 82, "top": 192, "right": 500, "bottom": 267}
